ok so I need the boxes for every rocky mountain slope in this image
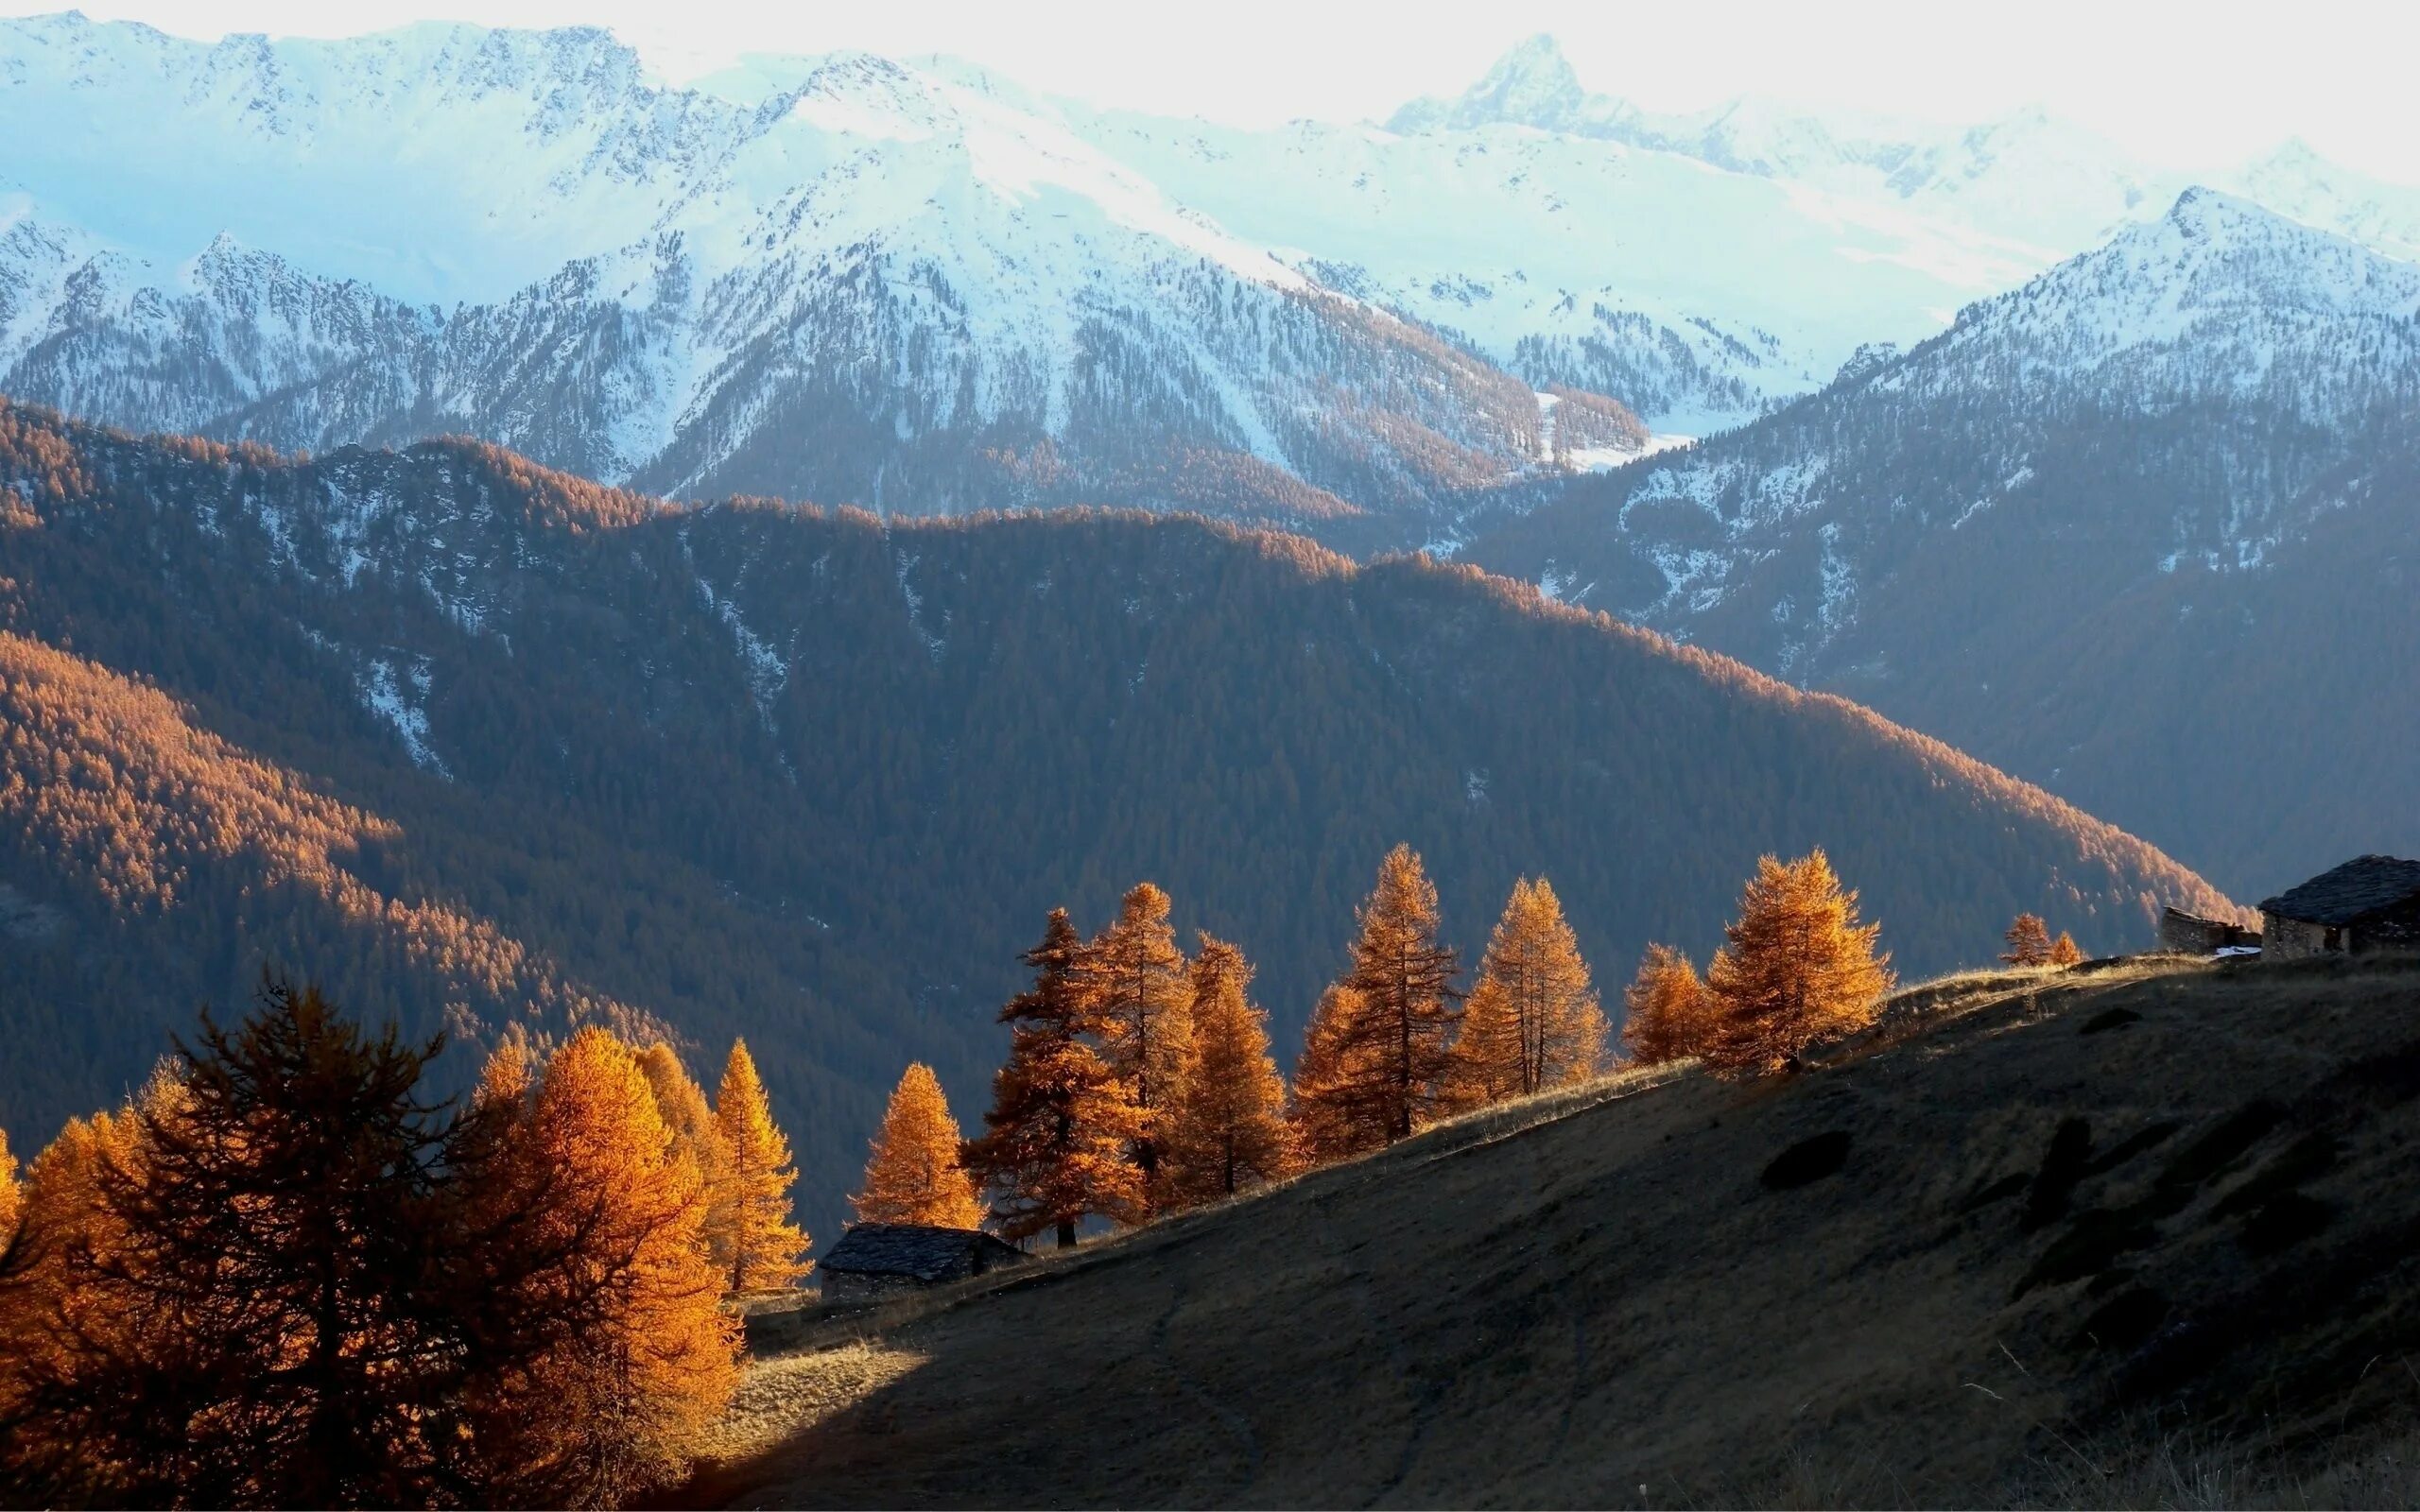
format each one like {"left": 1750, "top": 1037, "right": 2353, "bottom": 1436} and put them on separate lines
{"left": 1466, "top": 190, "right": 2420, "bottom": 896}
{"left": 0, "top": 401, "right": 2229, "bottom": 1237}
{"left": 697, "top": 954, "right": 2420, "bottom": 1507}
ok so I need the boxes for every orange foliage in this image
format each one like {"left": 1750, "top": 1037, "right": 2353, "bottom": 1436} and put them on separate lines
{"left": 1091, "top": 882, "right": 1192, "bottom": 1204}
{"left": 2002, "top": 913, "right": 2055, "bottom": 967}
{"left": 714, "top": 1040, "right": 809, "bottom": 1293}
{"left": 1163, "top": 936, "right": 1295, "bottom": 1207}
{"left": 1703, "top": 851, "right": 1894, "bottom": 1078}
{"left": 2050, "top": 931, "right": 2085, "bottom": 967}
{"left": 852, "top": 1063, "right": 983, "bottom": 1229}
{"left": 963, "top": 909, "right": 1148, "bottom": 1247}
{"left": 1289, "top": 984, "right": 1387, "bottom": 1168}
{"left": 1337, "top": 845, "right": 1462, "bottom": 1142}
{"left": 523, "top": 1027, "right": 739, "bottom": 1501}
{"left": 1620, "top": 945, "right": 1713, "bottom": 1066}
{"left": 1445, "top": 876, "right": 1605, "bottom": 1108}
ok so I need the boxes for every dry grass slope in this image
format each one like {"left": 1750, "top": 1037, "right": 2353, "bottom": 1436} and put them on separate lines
{"left": 689, "top": 954, "right": 2420, "bottom": 1508}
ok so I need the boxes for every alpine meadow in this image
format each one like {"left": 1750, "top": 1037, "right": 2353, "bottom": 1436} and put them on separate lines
{"left": 2, "top": 6, "right": 2418, "bottom": 1508}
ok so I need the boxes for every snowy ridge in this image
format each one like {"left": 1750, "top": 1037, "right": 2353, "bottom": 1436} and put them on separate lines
{"left": 6, "top": 18, "right": 2419, "bottom": 549}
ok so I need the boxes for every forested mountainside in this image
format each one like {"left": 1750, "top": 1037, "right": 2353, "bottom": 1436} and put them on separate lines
{"left": 9, "top": 19, "right": 2417, "bottom": 551}
{"left": 0, "top": 402, "right": 2229, "bottom": 1231}
{"left": 1468, "top": 190, "right": 2420, "bottom": 897}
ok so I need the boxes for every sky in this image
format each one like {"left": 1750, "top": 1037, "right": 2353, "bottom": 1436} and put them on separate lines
{"left": 9, "top": 0, "right": 2420, "bottom": 185}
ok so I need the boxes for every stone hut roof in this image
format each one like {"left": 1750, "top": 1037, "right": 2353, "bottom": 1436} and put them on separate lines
{"left": 820, "top": 1223, "right": 1024, "bottom": 1281}
{"left": 2258, "top": 855, "right": 2420, "bottom": 926}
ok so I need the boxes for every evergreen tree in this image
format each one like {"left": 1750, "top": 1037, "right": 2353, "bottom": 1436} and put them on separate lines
{"left": 852, "top": 1063, "right": 983, "bottom": 1228}
{"left": 1620, "top": 944, "right": 1713, "bottom": 1066}
{"left": 2, "top": 980, "right": 463, "bottom": 1507}
{"left": 2001, "top": 913, "right": 2055, "bottom": 967}
{"left": 962, "top": 909, "right": 1147, "bottom": 1247}
{"left": 1340, "top": 844, "right": 1462, "bottom": 1142}
{"left": 1703, "top": 851, "right": 1894, "bottom": 1078}
{"left": 713, "top": 1040, "right": 808, "bottom": 1293}
{"left": 519, "top": 1027, "right": 739, "bottom": 1504}
{"left": 1164, "top": 936, "right": 1293, "bottom": 1207}
{"left": 1289, "top": 984, "right": 1387, "bottom": 1168}
{"left": 1092, "top": 882, "right": 1193, "bottom": 1201}
{"left": 2049, "top": 931, "right": 2085, "bottom": 967}
{"left": 1446, "top": 877, "right": 1605, "bottom": 1108}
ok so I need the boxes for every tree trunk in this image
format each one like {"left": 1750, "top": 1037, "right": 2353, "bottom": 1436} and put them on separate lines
{"left": 1056, "top": 1219, "right": 1077, "bottom": 1249}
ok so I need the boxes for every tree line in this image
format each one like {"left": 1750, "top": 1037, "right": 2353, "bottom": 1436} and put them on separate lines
{"left": 844, "top": 843, "right": 1908, "bottom": 1248}
{"left": 0, "top": 980, "right": 809, "bottom": 1508}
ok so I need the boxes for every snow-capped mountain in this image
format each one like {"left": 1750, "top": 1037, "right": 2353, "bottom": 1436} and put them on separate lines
{"left": 3, "top": 16, "right": 2417, "bottom": 550}
{"left": 1466, "top": 190, "right": 2420, "bottom": 895}
{"left": 0, "top": 14, "right": 1593, "bottom": 547}
{"left": 1392, "top": 35, "right": 2420, "bottom": 264}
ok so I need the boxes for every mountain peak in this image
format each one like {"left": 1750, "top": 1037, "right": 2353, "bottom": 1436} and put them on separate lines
{"left": 1387, "top": 33, "right": 1589, "bottom": 134}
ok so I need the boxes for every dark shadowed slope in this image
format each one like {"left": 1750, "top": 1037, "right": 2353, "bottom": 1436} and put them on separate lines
{"left": 1466, "top": 191, "right": 2420, "bottom": 898}
{"left": 699, "top": 955, "right": 2420, "bottom": 1508}
{"left": 0, "top": 401, "right": 2227, "bottom": 1236}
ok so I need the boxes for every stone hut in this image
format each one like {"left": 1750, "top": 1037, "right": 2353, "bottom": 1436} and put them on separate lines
{"left": 817, "top": 1223, "right": 1028, "bottom": 1301}
{"left": 2257, "top": 855, "right": 2420, "bottom": 961}
{"left": 2159, "top": 906, "right": 2259, "bottom": 955}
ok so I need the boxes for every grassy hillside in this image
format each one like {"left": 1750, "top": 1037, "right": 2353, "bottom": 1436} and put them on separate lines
{"left": 698, "top": 954, "right": 2420, "bottom": 1507}
{"left": 0, "top": 401, "right": 2232, "bottom": 1240}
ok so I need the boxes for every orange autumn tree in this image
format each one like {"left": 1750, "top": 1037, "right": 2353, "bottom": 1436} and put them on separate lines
{"left": 1446, "top": 876, "right": 1606, "bottom": 1108}
{"left": 523, "top": 1027, "right": 739, "bottom": 1503}
{"left": 1620, "top": 944, "right": 1714, "bottom": 1065}
{"left": 714, "top": 1040, "right": 809, "bottom": 1293}
{"left": 963, "top": 908, "right": 1147, "bottom": 1247}
{"left": 853, "top": 1063, "right": 983, "bottom": 1228}
{"left": 2002, "top": 913, "right": 2055, "bottom": 967}
{"left": 1092, "top": 882, "right": 1193, "bottom": 1203}
{"left": 1, "top": 983, "right": 487, "bottom": 1507}
{"left": 0, "top": 1128, "right": 19, "bottom": 1247}
{"left": 0, "top": 1102, "right": 158, "bottom": 1496}
{"left": 1338, "top": 844, "right": 1462, "bottom": 1142}
{"left": 1163, "top": 935, "right": 1294, "bottom": 1207}
{"left": 1289, "top": 984, "right": 1387, "bottom": 1167}
{"left": 638, "top": 1041, "right": 736, "bottom": 1267}
{"left": 2050, "top": 931, "right": 2086, "bottom": 967}
{"left": 1703, "top": 850, "right": 1894, "bottom": 1078}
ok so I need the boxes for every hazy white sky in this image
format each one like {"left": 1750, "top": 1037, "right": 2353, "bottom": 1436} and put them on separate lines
{"left": 12, "top": 0, "right": 2420, "bottom": 183}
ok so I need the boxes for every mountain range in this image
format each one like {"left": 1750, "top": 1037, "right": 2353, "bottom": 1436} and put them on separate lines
{"left": 1465, "top": 188, "right": 2420, "bottom": 896}
{"left": 0, "top": 399, "right": 2226, "bottom": 1236}
{"left": 6, "top": 15, "right": 2417, "bottom": 553}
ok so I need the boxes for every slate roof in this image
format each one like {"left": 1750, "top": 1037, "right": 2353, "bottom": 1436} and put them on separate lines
{"left": 820, "top": 1223, "right": 1025, "bottom": 1281}
{"left": 2258, "top": 855, "right": 2420, "bottom": 925}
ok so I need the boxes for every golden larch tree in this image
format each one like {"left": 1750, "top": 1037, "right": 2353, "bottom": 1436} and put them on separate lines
{"left": 524, "top": 1026, "right": 739, "bottom": 1503}
{"left": 2050, "top": 931, "right": 2085, "bottom": 967}
{"left": 853, "top": 1063, "right": 983, "bottom": 1228}
{"left": 1289, "top": 984, "right": 1388, "bottom": 1167}
{"left": 1163, "top": 935, "right": 1294, "bottom": 1207}
{"left": 638, "top": 1040, "right": 736, "bottom": 1268}
{"left": 1446, "top": 876, "right": 1605, "bottom": 1108}
{"left": 0, "top": 1127, "right": 19, "bottom": 1246}
{"left": 1092, "top": 881, "right": 1193, "bottom": 1201}
{"left": 962, "top": 908, "right": 1148, "bottom": 1247}
{"left": 1620, "top": 944, "right": 1714, "bottom": 1065}
{"left": 473, "top": 1035, "right": 532, "bottom": 1114}
{"left": 1703, "top": 850, "right": 1894, "bottom": 1078}
{"left": 0, "top": 1107, "right": 150, "bottom": 1477}
{"left": 714, "top": 1040, "right": 809, "bottom": 1293}
{"left": 1340, "top": 844, "right": 1462, "bottom": 1141}
{"left": 2002, "top": 913, "right": 2055, "bottom": 967}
